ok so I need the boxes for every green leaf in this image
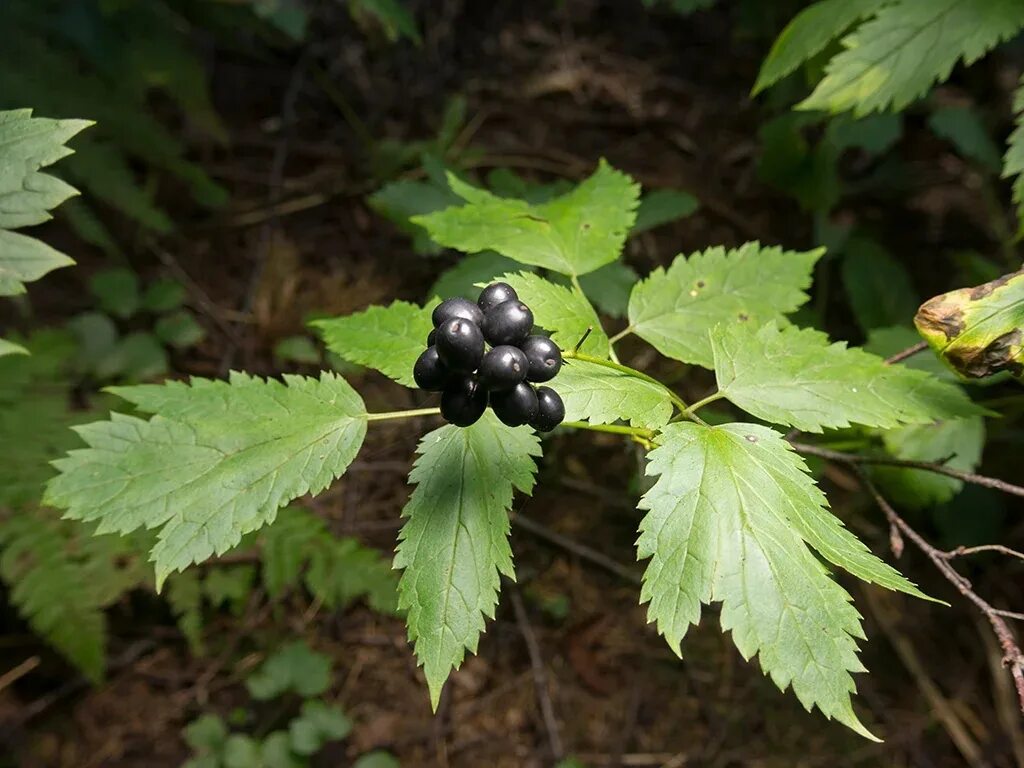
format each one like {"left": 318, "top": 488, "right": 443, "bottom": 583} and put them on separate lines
{"left": 312, "top": 300, "right": 433, "bottom": 388}
{"left": 0, "top": 108, "right": 90, "bottom": 228}
{"left": 574, "top": 262, "right": 639, "bottom": 319}
{"left": 873, "top": 416, "right": 985, "bottom": 508}
{"left": 353, "top": 752, "right": 402, "bottom": 768}
{"left": 551, "top": 359, "right": 674, "bottom": 430}
{"left": 639, "top": 423, "right": 928, "bottom": 739}
{"left": 141, "top": 278, "right": 186, "bottom": 312}
{"left": 395, "top": 412, "right": 540, "bottom": 708}
{"left": 368, "top": 178, "right": 461, "bottom": 255}
{"left": 223, "top": 734, "right": 262, "bottom": 768}
{"left": 93, "top": 332, "right": 169, "bottom": 382}
{"left": 632, "top": 189, "right": 699, "bottom": 234}
{"left": 306, "top": 537, "right": 400, "bottom": 614}
{"left": 155, "top": 311, "right": 206, "bottom": 350}
{"left": 499, "top": 272, "right": 609, "bottom": 357}
{"left": 628, "top": 242, "right": 823, "bottom": 368}
{"left": 712, "top": 323, "right": 984, "bottom": 432}
{"left": 288, "top": 700, "right": 352, "bottom": 755}
{"left": 246, "top": 640, "right": 332, "bottom": 700}
{"left": 429, "top": 252, "right": 525, "bottom": 300}
{"left": 0, "top": 229, "right": 75, "bottom": 297}
{"left": 928, "top": 106, "right": 1002, "bottom": 172}
{"left": 89, "top": 268, "right": 140, "bottom": 319}
{"left": 413, "top": 160, "right": 640, "bottom": 277}
{"left": 261, "top": 731, "right": 302, "bottom": 768}
{"left": 915, "top": 269, "right": 1024, "bottom": 380}
{"left": 273, "top": 335, "right": 319, "bottom": 365}
{"left": 753, "top": 0, "right": 889, "bottom": 94}
{"left": 184, "top": 714, "right": 229, "bottom": 753}
{"left": 1004, "top": 76, "right": 1024, "bottom": 233}
{"left": 350, "top": 0, "right": 422, "bottom": 44}
{"left": 0, "top": 338, "right": 27, "bottom": 357}
{"left": 840, "top": 236, "right": 918, "bottom": 332}
{"left": 799, "top": 0, "right": 1024, "bottom": 116}
{"left": 45, "top": 372, "right": 368, "bottom": 584}
{"left": 166, "top": 570, "right": 205, "bottom": 654}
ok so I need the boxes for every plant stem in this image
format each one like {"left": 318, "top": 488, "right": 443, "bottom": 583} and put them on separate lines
{"left": 683, "top": 391, "right": 726, "bottom": 417}
{"left": 562, "top": 349, "right": 691, "bottom": 414}
{"left": 607, "top": 327, "right": 634, "bottom": 345}
{"left": 562, "top": 420, "right": 654, "bottom": 439}
{"left": 365, "top": 407, "right": 441, "bottom": 422}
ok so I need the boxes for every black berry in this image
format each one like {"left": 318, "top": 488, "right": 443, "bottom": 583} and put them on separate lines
{"left": 441, "top": 375, "right": 488, "bottom": 427}
{"left": 436, "top": 318, "right": 485, "bottom": 372}
{"left": 490, "top": 382, "right": 539, "bottom": 427}
{"left": 482, "top": 300, "right": 534, "bottom": 346}
{"left": 413, "top": 346, "right": 449, "bottom": 391}
{"left": 477, "top": 281, "right": 518, "bottom": 313}
{"left": 531, "top": 386, "right": 565, "bottom": 432}
{"left": 520, "top": 335, "right": 563, "bottom": 382}
{"left": 432, "top": 297, "right": 484, "bottom": 328}
{"left": 478, "top": 345, "right": 528, "bottom": 390}
{"left": 427, "top": 329, "right": 437, "bottom": 346}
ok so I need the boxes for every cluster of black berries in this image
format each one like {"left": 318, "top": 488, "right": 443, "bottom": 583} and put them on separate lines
{"left": 414, "top": 282, "right": 566, "bottom": 431}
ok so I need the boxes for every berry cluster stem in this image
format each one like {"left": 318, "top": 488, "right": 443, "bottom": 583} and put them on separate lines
{"left": 365, "top": 407, "right": 442, "bottom": 422}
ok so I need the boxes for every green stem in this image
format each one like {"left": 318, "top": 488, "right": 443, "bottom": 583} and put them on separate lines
{"left": 563, "top": 349, "right": 691, "bottom": 414}
{"left": 683, "top": 391, "right": 726, "bottom": 417}
{"left": 607, "top": 327, "right": 633, "bottom": 345}
{"left": 365, "top": 407, "right": 441, "bottom": 422}
{"left": 562, "top": 420, "right": 654, "bottom": 439}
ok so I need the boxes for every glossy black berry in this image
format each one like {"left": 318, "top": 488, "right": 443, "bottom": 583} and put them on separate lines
{"left": 413, "top": 346, "right": 449, "bottom": 391}
{"left": 436, "top": 318, "right": 485, "bottom": 372}
{"left": 479, "top": 345, "right": 528, "bottom": 391}
{"left": 520, "top": 335, "right": 563, "bottom": 383}
{"left": 432, "top": 297, "right": 484, "bottom": 328}
{"left": 490, "top": 382, "right": 539, "bottom": 427}
{"left": 531, "top": 386, "right": 565, "bottom": 432}
{"left": 482, "top": 300, "right": 534, "bottom": 346}
{"left": 441, "top": 375, "right": 488, "bottom": 427}
{"left": 426, "top": 329, "right": 437, "bottom": 346}
{"left": 477, "top": 281, "right": 518, "bottom": 313}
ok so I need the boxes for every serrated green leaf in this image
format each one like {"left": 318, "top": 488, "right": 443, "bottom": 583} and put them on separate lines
{"left": 246, "top": 641, "right": 332, "bottom": 700}
{"left": 753, "top": 0, "right": 889, "bottom": 95}
{"left": 45, "top": 372, "right": 368, "bottom": 584}
{"left": 184, "top": 714, "right": 229, "bottom": 753}
{"left": 368, "top": 178, "right": 461, "bottom": 255}
{"left": 413, "top": 160, "right": 640, "bottom": 277}
{"left": 799, "top": 0, "right": 1024, "bottom": 116}
{"left": 632, "top": 189, "right": 699, "bottom": 234}
{"left": 551, "top": 359, "right": 673, "bottom": 430}
{"left": 396, "top": 412, "right": 540, "bottom": 708}
{"left": 840, "top": 236, "right": 918, "bottom": 332}
{"left": 261, "top": 507, "right": 328, "bottom": 598}
{"left": 306, "top": 537, "right": 399, "bottom": 614}
{"left": 0, "top": 108, "right": 90, "bottom": 228}
{"left": 312, "top": 300, "right": 433, "bottom": 388}
{"left": 915, "top": 269, "right": 1024, "bottom": 380}
{"left": 628, "top": 242, "right": 823, "bottom": 368}
{"left": 873, "top": 417, "right": 985, "bottom": 508}
{"left": 712, "top": 323, "right": 983, "bottom": 432}
{"left": 1004, "top": 76, "right": 1024, "bottom": 233}
{"left": 499, "top": 272, "right": 609, "bottom": 357}
{"left": 166, "top": 570, "right": 205, "bottom": 654}
{"left": 0, "top": 229, "right": 75, "bottom": 297}
{"left": 639, "top": 422, "right": 927, "bottom": 739}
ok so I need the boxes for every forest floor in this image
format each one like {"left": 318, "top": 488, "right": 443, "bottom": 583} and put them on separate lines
{"left": 2, "top": 2, "right": 1024, "bottom": 766}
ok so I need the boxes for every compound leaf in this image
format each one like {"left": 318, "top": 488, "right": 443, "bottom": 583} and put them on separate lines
{"left": 413, "top": 160, "right": 640, "bottom": 277}
{"left": 395, "top": 412, "right": 540, "bottom": 708}
{"left": 45, "top": 372, "right": 367, "bottom": 585}
{"left": 246, "top": 641, "right": 332, "bottom": 700}
{"left": 1005, "top": 76, "right": 1024, "bottom": 232}
{"left": 712, "top": 324, "right": 983, "bottom": 432}
{"left": 629, "top": 242, "right": 823, "bottom": 368}
{"left": 753, "top": 0, "right": 890, "bottom": 94}
{"left": 915, "top": 268, "right": 1024, "bottom": 380}
{"left": 551, "top": 358, "right": 674, "bottom": 430}
{"left": 499, "top": 272, "right": 609, "bottom": 357}
{"left": 312, "top": 300, "right": 434, "bottom": 388}
{"left": 799, "top": 0, "right": 1024, "bottom": 116}
{"left": 639, "top": 422, "right": 927, "bottom": 739}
